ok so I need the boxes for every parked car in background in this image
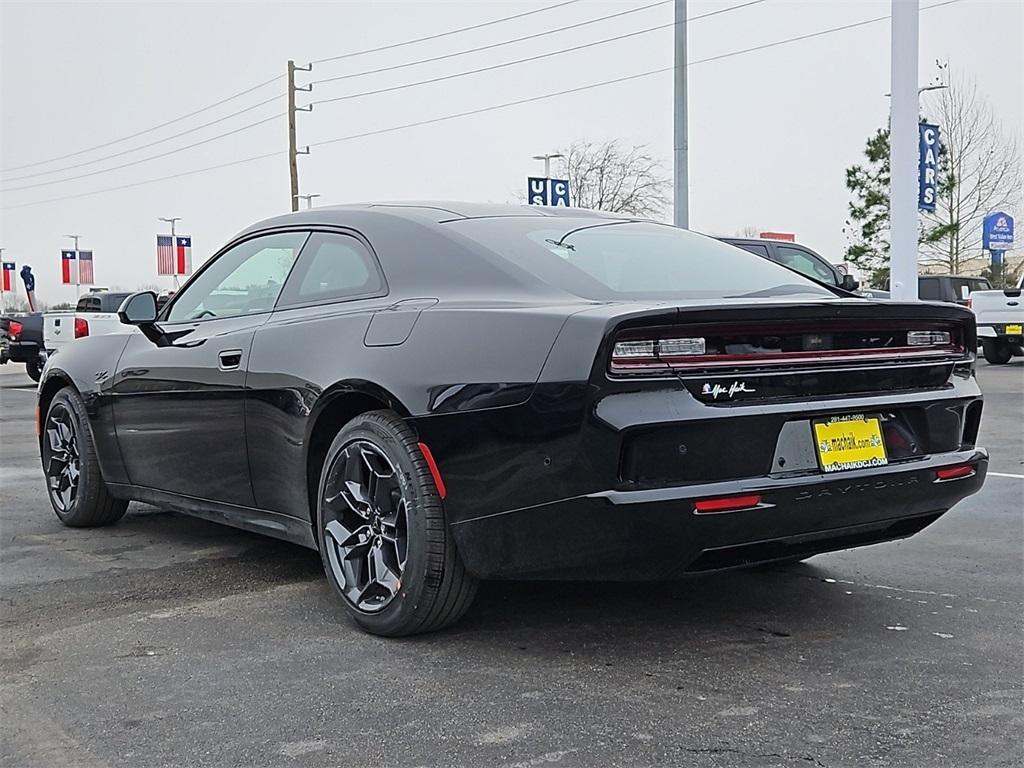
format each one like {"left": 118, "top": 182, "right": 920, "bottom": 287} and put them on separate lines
{"left": 876, "top": 275, "right": 993, "bottom": 306}
{"left": 74, "top": 291, "right": 132, "bottom": 339}
{"left": 719, "top": 237, "right": 859, "bottom": 292}
{"left": 38, "top": 202, "right": 987, "bottom": 637}
{"left": 969, "top": 274, "right": 1023, "bottom": 364}
{"left": 1, "top": 313, "right": 47, "bottom": 380}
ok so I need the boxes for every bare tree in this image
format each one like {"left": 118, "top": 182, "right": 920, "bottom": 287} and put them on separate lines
{"left": 560, "top": 141, "right": 670, "bottom": 218}
{"left": 919, "top": 68, "right": 1022, "bottom": 274}
{"left": 735, "top": 225, "right": 763, "bottom": 238}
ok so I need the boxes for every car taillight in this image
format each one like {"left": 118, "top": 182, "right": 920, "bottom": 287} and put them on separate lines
{"left": 611, "top": 337, "right": 706, "bottom": 371}
{"left": 74, "top": 318, "right": 89, "bottom": 338}
{"left": 8, "top": 320, "right": 22, "bottom": 339}
{"left": 906, "top": 330, "right": 952, "bottom": 346}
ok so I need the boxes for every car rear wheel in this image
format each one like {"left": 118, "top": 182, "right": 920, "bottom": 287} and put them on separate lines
{"left": 316, "top": 410, "right": 477, "bottom": 636}
{"left": 42, "top": 387, "right": 128, "bottom": 527}
{"left": 982, "top": 339, "right": 1012, "bottom": 365}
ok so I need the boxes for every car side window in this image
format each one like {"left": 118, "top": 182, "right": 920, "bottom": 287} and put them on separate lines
{"left": 276, "top": 232, "right": 385, "bottom": 308}
{"left": 733, "top": 243, "right": 770, "bottom": 259}
{"left": 166, "top": 232, "right": 308, "bottom": 322}
{"left": 919, "top": 278, "right": 942, "bottom": 301}
{"left": 775, "top": 246, "right": 838, "bottom": 286}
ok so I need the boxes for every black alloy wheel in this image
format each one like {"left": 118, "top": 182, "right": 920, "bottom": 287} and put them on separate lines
{"left": 322, "top": 440, "right": 409, "bottom": 613}
{"left": 44, "top": 401, "right": 80, "bottom": 514}
{"left": 42, "top": 388, "right": 128, "bottom": 527}
{"left": 317, "top": 410, "right": 477, "bottom": 636}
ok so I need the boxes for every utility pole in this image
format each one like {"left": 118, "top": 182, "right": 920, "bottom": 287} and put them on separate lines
{"left": 296, "top": 194, "right": 320, "bottom": 209}
{"left": 532, "top": 153, "right": 564, "bottom": 179}
{"left": 673, "top": 0, "right": 688, "bottom": 229}
{"left": 888, "top": 0, "right": 919, "bottom": 302}
{"left": 64, "top": 234, "right": 82, "bottom": 298}
{"left": 159, "top": 216, "right": 182, "bottom": 289}
{"left": 287, "top": 60, "right": 313, "bottom": 212}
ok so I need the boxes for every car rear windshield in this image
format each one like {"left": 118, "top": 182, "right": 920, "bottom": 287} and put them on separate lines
{"left": 446, "top": 218, "right": 836, "bottom": 301}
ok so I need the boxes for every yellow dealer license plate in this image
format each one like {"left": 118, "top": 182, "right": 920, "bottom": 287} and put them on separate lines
{"left": 1006, "top": 324, "right": 1022, "bottom": 335}
{"left": 813, "top": 414, "right": 888, "bottom": 473}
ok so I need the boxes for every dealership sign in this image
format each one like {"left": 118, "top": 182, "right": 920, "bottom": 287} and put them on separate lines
{"left": 982, "top": 211, "right": 1014, "bottom": 252}
{"left": 918, "top": 123, "right": 940, "bottom": 211}
{"left": 527, "top": 177, "right": 571, "bottom": 207}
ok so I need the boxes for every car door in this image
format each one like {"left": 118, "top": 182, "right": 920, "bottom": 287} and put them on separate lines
{"left": 112, "top": 231, "right": 309, "bottom": 505}
{"left": 244, "top": 230, "right": 391, "bottom": 518}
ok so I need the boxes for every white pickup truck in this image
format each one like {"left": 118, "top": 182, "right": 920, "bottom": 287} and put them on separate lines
{"left": 971, "top": 275, "right": 1023, "bottom": 364}
{"left": 73, "top": 291, "right": 132, "bottom": 339}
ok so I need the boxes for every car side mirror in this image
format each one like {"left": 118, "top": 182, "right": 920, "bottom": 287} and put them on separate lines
{"left": 841, "top": 274, "right": 860, "bottom": 291}
{"left": 118, "top": 291, "right": 157, "bottom": 324}
{"left": 118, "top": 292, "right": 166, "bottom": 344}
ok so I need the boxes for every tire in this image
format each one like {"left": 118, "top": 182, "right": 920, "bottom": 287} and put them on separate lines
{"left": 25, "top": 357, "right": 42, "bottom": 382}
{"left": 316, "top": 409, "right": 477, "bottom": 637}
{"left": 41, "top": 387, "right": 128, "bottom": 527}
{"left": 982, "top": 339, "right": 1012, "bottom": 365}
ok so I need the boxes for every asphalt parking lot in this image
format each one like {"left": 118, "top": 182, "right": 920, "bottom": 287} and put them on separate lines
{"left": 1, "top": 361, "right": 1021, "bottom": 768}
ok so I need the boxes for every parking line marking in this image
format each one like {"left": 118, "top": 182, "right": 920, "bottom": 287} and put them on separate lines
{"left": 989, "top": 471, "right": 1024, "bottom": 479}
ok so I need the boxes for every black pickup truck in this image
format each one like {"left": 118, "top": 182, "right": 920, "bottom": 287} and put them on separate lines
{"left": 0, "top": 314, "right": 46, "bottom": 381}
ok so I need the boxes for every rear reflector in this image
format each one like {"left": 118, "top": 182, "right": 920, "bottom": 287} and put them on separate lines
{"left": 417, "top": 442, "right": 447, "bottom": 499}
{"left": 935, "top": 464, "right": 974, "bottom": 481}
{"left": 693, "top": 494, "right": 762, "bottom": 514}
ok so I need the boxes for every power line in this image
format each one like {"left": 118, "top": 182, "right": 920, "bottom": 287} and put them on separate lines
{"left": 309, "top": 0, "right": 767, "bottom": 100}
{"left": 1, "top": 112, "right": 285, "bottom": 192}
{"left": 2, "top": 0, "right": 761, "bottom": 191}
{"left": 2, "top": 0, "right": 965, "bottom": 210}
{"left": 311, "top": 20, "right": 676, "bottom": 109}
{"left": 1, "top": 151, "right": 285, "bottom": 211}
{"left": 311, "top": 0, "right": 584, "bottom": 65}
{"left": 2, "top": 93, "right": 286, "bottom": 182}
{"left": 0, "top": 74, "right": 285, "bottom": 175}
{"left": 311, "top": 0, "right": 675, "bottom": 88}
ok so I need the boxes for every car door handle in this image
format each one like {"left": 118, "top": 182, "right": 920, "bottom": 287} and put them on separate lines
{"left": 218, "top": 349, "right": 243, "bottom": 371}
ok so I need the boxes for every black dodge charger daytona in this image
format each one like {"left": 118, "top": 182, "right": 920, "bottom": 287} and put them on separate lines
{"left": 37, "top": 202, "right": 988, "bottom": 636}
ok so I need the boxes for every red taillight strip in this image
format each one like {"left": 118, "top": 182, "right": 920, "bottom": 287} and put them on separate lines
{"left": 418, "top": 442, "right": 447, "bottom": 499}
{"left": 612, "top": 346, "right": 966, "bottom": 373}
{"left": 935, "top": 464, "right": 975, "bottom": 482}
{"left": 693, "top": 494, "right": 762, "bottom": 514}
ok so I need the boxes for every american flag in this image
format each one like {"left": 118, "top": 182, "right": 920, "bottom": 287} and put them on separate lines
{"left": 78, "top": 250, "right": 94, "bottom": 284}
{"left": 157, "top": 235, "right": 174, "bottom": 275}
{"left": 61, "top": 250, "right": 78, "bottom": 285}
{"left": 175, "top": 236, "right": 192, "bottom": 276}
{"left": 1, "top": 262, "right": 14, "bottom": 292}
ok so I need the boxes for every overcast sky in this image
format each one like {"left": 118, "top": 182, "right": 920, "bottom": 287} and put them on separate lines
{"left": 1, "top": 0, "right": 1021, "bottom": 305}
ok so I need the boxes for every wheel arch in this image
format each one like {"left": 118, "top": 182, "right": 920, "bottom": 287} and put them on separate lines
{"left": 304, "top": 380, "right": 413, "bottom": 544}
{"left": 37, "top": 371, "right": 77, "bottom": 448}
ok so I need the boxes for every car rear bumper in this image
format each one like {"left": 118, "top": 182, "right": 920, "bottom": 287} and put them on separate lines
{"left": 450, "top": 448, "right": 988, "bottom": 580}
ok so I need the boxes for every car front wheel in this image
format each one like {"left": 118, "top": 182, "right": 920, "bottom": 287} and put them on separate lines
{"left": 982, "top": 339, "right": 1012, "bottom": 365}
{"left": 316, "top": 410, "right": 477, "bottom": 636}
{"left": 42, "top": 387, "right": 128, "bottom": 527}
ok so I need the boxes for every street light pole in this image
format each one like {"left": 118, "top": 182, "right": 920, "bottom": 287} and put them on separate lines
{"left": 673, "top": 0, "right": 688, "bottom": 229}
{"left": 532, "top": 153, "right": 564, "bottom": 179}
{"left": 888, "top": 0, "right": 920, "bottom": 302}
{"left": 159, "top": 217, "right": 182, "bottom": 289}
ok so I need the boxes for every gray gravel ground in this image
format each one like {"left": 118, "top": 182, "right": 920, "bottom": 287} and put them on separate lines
{"left": 1, "top": 362, "right": 1021, "bottom": 768}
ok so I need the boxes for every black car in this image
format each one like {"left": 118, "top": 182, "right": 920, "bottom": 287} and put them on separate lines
{"left": 720, "top": 237, "right": 859, "bottom": 292}
{"left": 37, "top": 203, "right": 988, "bottom": 636}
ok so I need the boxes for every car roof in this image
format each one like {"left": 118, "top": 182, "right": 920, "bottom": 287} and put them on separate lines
{"left": 240, "top": 201, "right": 648, "bottom": 235}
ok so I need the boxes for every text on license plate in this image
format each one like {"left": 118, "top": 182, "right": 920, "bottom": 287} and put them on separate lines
{"left": 1006, "top": 324, "right": 1022, "bottom": 335}
{"left": 813, "top": 414, "right": 888, "bottom": 473}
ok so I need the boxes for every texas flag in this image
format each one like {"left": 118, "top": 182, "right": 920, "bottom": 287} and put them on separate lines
{"left": 1, "top": 262, "right": 15, "bottom": 292}
{"left": 175, "top": 236, "right": 192, "bottom": 276}
{"left": 78, "top": 250, "right": 95, "bottom": 284}
{"left": 61, "top": 250, "right": 78, "bottom": 285}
